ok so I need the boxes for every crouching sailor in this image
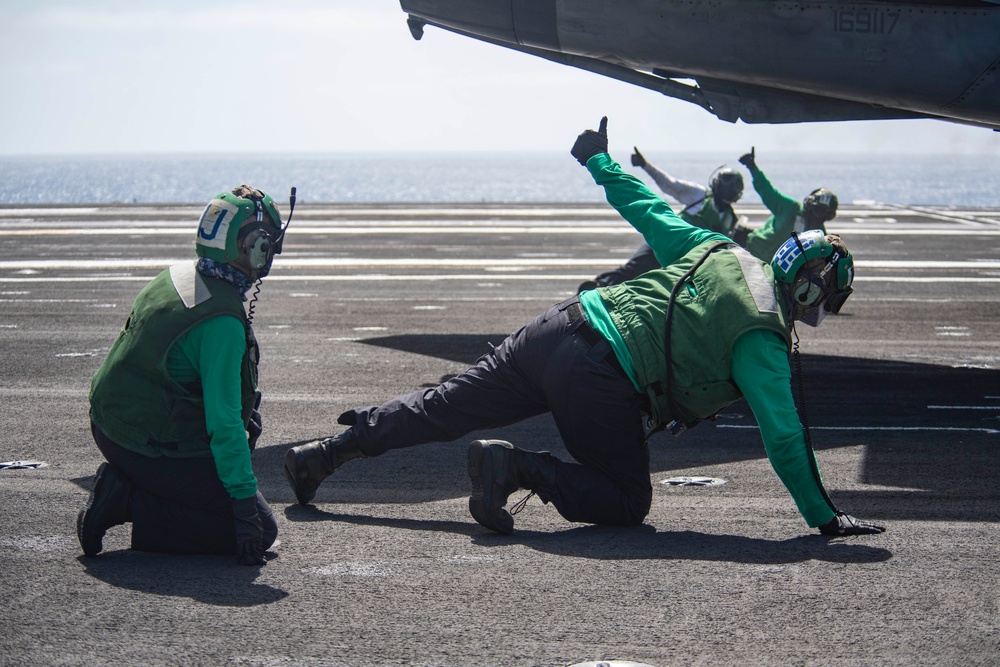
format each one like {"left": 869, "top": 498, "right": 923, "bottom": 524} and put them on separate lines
{"left": 79, "top": 185, "right": 294, "bottom": 565}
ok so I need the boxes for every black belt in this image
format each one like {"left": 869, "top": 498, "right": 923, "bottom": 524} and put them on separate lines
{"left": 566, "top": 301, "right": 628, "bottom": 379}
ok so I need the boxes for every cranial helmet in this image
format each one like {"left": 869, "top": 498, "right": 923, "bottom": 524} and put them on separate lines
{"left": 195, "top": 185, "right": 283, "bottom": 279}
{"left": 803, "top": 187, "right": 839, "bottom": 222}
{"left": 710, "top": 168, "right": 744, "bottom": 205}
{"left": 771, "top": 230, "right": 854, "bottom": 320}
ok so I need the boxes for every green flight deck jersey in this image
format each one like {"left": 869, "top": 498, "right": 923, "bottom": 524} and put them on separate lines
{"left": 744, "top": 162, "right": 828, "bottom": 262}
{"left": 578, "top": 153, "right": 838, "bottom": 528}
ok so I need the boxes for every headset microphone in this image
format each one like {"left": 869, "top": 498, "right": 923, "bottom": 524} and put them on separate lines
{"left": 274, "top": 186, "right": 296, "bottom": 255}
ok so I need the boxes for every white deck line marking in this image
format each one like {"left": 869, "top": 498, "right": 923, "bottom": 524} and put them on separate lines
{"left": 854, "top": 277, "right": 1000, "bottom": 283}
{"left": 905, "top": 206, "right": 997, "bottom": 226}
{"left": 0, "top": 203, "right": 991, "bottom": 215}
{"left": 0, "top": 298, "right": 111, "bottom": 304}
{"left": 2, "top": 258, "right": 1000, "bottom": 270}
{"left": 4, "top": 275, "right": 1000, "bottom": 284}
{"left": 3, "top": 225, "right": 1000, "bottom": 237}
{"left": 717, "top": 425, "right": 1000, "bottom": 434}
{"left": 927, "top": 405, "right": 1000, "bottom": 410}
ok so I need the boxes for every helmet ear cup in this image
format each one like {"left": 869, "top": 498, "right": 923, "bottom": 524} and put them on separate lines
{"left": 242, "top": 228, "right": 273, "bottom": 271}
{"left": 792, "top": 274, "right": 825, "bottom": 306}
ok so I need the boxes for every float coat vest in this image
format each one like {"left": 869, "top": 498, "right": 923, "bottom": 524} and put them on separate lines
{"left": 599, "top": 242, "right": 791, "bottom": 427}
{"left": 680, "top": 190, "right": 736, "bottom": 237}
{"left": 89, "top": 262, "right": 260, "bottom": 457}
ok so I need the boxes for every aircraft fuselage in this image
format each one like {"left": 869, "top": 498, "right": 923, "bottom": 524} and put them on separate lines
{"left": 401, "top": 0, "right": 1000, "bottom": 129}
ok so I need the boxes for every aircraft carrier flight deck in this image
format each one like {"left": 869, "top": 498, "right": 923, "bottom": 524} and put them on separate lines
{"left": 1, "top": 201, "right": 997, "bottom": 666}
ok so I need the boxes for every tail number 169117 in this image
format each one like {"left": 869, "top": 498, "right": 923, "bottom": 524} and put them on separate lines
{"left": 833, "top": 10, "right": 900, "bottom": 34}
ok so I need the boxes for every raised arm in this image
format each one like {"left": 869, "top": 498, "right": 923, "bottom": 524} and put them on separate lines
{"left": 572, "top": 118, "right": 725, "bottom": 266}
{"left": 632, "top": 146, "right": 707, "bottom": 207}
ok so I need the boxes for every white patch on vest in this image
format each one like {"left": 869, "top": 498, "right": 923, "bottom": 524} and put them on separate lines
{"left": 196, "top": 198, "right": 239, "bottom": 251}
{"left": 169, "top": 261, "right": 212, "bottom": 309}
{"left": 731, "top": 248, "right": 778, "bottom": 314}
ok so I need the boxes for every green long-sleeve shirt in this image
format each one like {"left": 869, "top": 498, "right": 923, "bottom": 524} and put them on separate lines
{"left": 744, "top": 163, "right": 826, "bottom": 262}
{"left": 167, "top": 315, "right": 258, "bottom": 500}
{"left": 580, "top": 153, "right": 836, "bottom": 527}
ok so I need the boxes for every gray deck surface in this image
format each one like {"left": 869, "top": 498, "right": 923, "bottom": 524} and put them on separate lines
{"left": 1, "top": 202, "right": 998, "bottom": 666}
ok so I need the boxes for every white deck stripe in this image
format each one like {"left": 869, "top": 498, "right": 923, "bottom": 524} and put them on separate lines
{"left": 2, "top": 225, "right": 1000, "bottom": 237}
{"left": 717, "top": 425, "right": 999, "bottom": 434}
{"left": 2, "top": 258, "right": 1000, "bottom": 270}
{"left": 4, "top": 275, "right": 1000, "bottom": 284}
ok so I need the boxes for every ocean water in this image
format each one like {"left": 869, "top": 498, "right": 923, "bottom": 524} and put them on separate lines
{"left": 0, "top": 152, "right": 997, "bottom": 207}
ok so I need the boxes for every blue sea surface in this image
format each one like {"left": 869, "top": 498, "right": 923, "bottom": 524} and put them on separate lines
{"left": 0, "top": 152, "right": 997, "bottom": 206}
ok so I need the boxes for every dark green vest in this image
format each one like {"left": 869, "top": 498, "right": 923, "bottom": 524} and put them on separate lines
{"left": 89, "top": 262, "right": 260, "bottom": 457}
{"left": 680, "top": 191, "right": 737, "bottom": 237}
{"left": 600, "top": 242, "right": 791, "bottom": 426}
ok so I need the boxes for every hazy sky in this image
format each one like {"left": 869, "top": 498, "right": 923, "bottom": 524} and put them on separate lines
{"left": 2, "top": 0, "right": 998, "bottom": 156}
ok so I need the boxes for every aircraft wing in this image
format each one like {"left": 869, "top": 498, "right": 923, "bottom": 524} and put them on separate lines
{"left": 400, "top": 0, "right": 1000, "bottom": 130}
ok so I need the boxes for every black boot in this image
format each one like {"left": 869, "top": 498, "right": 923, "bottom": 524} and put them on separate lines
{"left": 77, "top": 462, "right": 133, "bottom": 557}
{"left": 467, "top": 439, "right": 558, "bottom": 535}
{"left": 284, "top": 431, "right": 366, "bottom": 505}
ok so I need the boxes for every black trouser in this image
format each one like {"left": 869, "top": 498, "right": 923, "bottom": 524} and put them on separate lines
{"left": 594, "top": 242, "right": 660, "bottom": 287}
{"left": 341, "top": 298, "right": 653, "bottom": 526}
{"left": 91, "top": 424, "right": 277, "bottom": 554}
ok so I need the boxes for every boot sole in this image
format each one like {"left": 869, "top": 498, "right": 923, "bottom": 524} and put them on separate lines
{"left": 467, "top": 440, "right": 514, "bottom": 535}
{"left": 77, "top": 462, "right": 125, "bottom": 557}
{"left": 76, "top": 508, "right": 96, "bottom": 556}
{"left": 283, "top": 447, "right": 315, "bottom": 506}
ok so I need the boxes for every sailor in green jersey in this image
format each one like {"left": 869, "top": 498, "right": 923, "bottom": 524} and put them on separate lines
{"left": 739, "top": 147, "right": 840, "bottom": 262}
{"left": 578, "top": 146, "right": 745, "bottom": 291}
{"left": 78, "top": 185, "right": 293, "bottom": 565}
{"left": 285, "top": 118, "right": 884, "bottom": 539}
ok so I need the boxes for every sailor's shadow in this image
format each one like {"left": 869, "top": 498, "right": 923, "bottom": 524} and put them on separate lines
{"left": 283, "top": 505, "right": 891, "bottom": 565}
{"left": 284, "top": 503, "right": 477, "bottom": 535}
{"left": 504, "top": 524, "right": 893, "bottom": 565}
{"left": 358, "top": 333, "right": 510, "bottom": 365}
{"left": 79, "top": 551, "right": 288, "bottom": 607}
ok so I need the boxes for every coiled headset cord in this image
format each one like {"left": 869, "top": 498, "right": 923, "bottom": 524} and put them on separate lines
{"left": 246, "top": 187, "right": 294, "bottom": 328}
{"left": 246, "top": 279, "right": 262, "bottom": 325}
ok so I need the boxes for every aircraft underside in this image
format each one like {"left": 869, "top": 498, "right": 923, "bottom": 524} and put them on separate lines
{"left": 400, "top": 0, "right": 1000, "bottom": 130}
